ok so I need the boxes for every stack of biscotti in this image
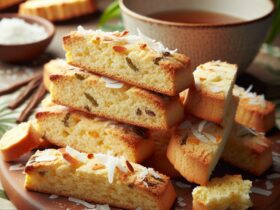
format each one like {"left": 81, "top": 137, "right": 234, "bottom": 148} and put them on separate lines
{"left": 167, "top": 61, "right": 238, "bottom": 185}
{"left": 25, "top": 28, "right": 194, "bottom": 209}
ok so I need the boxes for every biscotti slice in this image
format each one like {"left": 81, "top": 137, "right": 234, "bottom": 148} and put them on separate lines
{"left": 19, "top": 0, "right": 97, "bottom": 22}
{"left": 0, "top": 0, "right": 23, "bottom": 10}
{"left": 184, "top": 61, "right": 237, "bottom": 124}
{"left": 233, "top": 85, "right": 275, "bottom": 132}
{"left": 144, "top": 130, "right": 181, "bottom": 178}
{"left": 63, "top": 27, "right": 193, "bottom": 96}
{"left": 35, "top": 105, "right": 154, "bottom": 163}
{"left": 49, "top": 60, "right": 184, "bottom": 129}
{"left": 25, "top": 148, "right": 176, "bottom": 210}
{"left": 0, "top": 122, "right": 41, "bottom": 161}
{"left": 192, "top": 175, "right": 252, "bottom": 210}
{"left": 167, "top": 97, "right": 236, "bottom": 185}
{"left": 222, "top": 124, "right": 272, "bottom": 176}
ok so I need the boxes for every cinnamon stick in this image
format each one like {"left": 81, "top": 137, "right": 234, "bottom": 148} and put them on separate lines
{"left": 0, "top": 72, "right": 42, "bottom": 96}
{"left": 8, "top": 76, "right": 42, "bottom": 110}
{"left": 17, "top": 82, "right": 47, "bottom": 123}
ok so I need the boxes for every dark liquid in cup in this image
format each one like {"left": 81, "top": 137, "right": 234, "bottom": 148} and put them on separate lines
{"left": 149, "top": 10, "right": 243, "bottom": 24}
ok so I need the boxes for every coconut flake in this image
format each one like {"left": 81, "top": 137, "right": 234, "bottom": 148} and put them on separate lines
{"left": 266, "top": 173, "right": 280, "bottom": 179}
{"left": 148, "top": 168, "right": 161, "bottom": 179}
{"left": 204, "top": 133, "right": 217, "bottom": 142}
{"left": 96, "top": 204, "right": 110, "bottom": 210}
{"left": 9, "top": 163, "right": 25, "bottom": 171}
{"left": 177, "top": 197, "right": 187, "bottom": 207}
{"left": 244, "top": 84, "right": 253, "bottom": 94}
{"left": 68, "top": 197, "right": 95, "bottom": 209}
{"left": 175, "top": 181, "right": 191, "bottom": 189}
{"left": 65, "top": 146, "right": 88, "bottom": 163}
{"left": 94, "top": 153, "right": 128, "bottom": 184}
{"left": 191, "top": 128, "right": 208, "bottom": 143}
{"left": 35, "top": 154, "right": 56, "bottom": 162}
{"left": 49, "top": 194, "right": 59, "bottom": 199}
{"left": 198, "top": 120, "right": 207, "bottom": 133}
{"left": 137, "top": 29, "right": 177, "bottom": 54}
{"left": 251, "top": 187, "right": 272, "bottom": 196}
{"left": 265, "top": 180, "right": 274, "bottom": 190}
{"left": 101, "top": 77, "right": 123, "bottom": 89}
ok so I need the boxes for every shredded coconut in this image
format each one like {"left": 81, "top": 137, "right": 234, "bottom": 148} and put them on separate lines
{"left": 251, "top": 187, "right": 272, "bottom": 196}
{"left": 49, "top": 194, "right": 59, "bottom": 199}
{"left": 68, "top": 197, "right": 95, "bottom": 209}
{"left": 0, "top": 18, "right": 48, "bottom": 45}
{"left": 9, "top": 163, "right": 25, "bottom": 171}
{"left": 265, "top": 180, "right": 274, "bottom": 190}
{"left": 76, "top": 26, "right": 177, "bottom": 54}
{"left": 35, "top": 150, "right": 57, "bottom": 162}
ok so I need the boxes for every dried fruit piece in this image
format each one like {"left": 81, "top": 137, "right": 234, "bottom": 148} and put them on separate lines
{"left": 62, "top": 112, "right": 71, "bottom": 127}
{"left": 126, "top": 57, "right": 139, "bottom": 71}
{"left": 113, "top": 46, "right": 127, "bottom": 53}
{"left": 74, "top": 73, "right": 87, "bottom": 80}
{"left": 126, "top": 160, "right": 134, "bottom": 172}
{"left": 136, "top": 108, "right": 142, "bottom": 116}
{"left": 154, "top": 57, "right": 163, "bottom": 65}
{"left": 84, "top": 92, "right": 98, "bottom": 107}
{"left": 145, "top": 109, "right": 156, "bottom": 117}
{"left": 87, "top": 154, "right": 94, "bottom": 159}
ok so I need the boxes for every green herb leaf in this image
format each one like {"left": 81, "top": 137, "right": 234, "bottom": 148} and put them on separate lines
{"left": 98, "top": 0, "right": 121, "bottom": 27}
{"left": 266, "top": 0, "right": 280, "bottom": 43}
{"left": 0, "top": 189, "right": 7, "bottom": 199}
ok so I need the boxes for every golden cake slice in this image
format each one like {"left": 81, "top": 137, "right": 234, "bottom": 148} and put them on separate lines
{"left": 167, "top": 97, "right": 237, "bottom": 185}
{"left": 144, "top": 130, "right": 181, "bottom": 178}
{"left": 48, "top": 60, "right": 184, "bottom": 130}
{"left": 35, "top": 105, "right": 154, "bottom": 163}
{"left": 184, "top": 61, "right": 237, "bottom": 124}
{"left": 0, "top": 122, "right": 41, "bottom": 161}
{"left": 25, "top": 148, "right": 176, "bottom": 210}
{"left": 192, "top": 175, "right": 252, "bottom": 210}
{"left": 19, "top": 0, "right": 97, "bottom": 22}
{"left": 233, "top": 85, "right": 275, "bottom": 132}
{"left": 222, "top": 124, "right": 272, "bottom": 176}
{"left": 63, "top": 27, "right": 193, "bottom": 96}
{"left": 0, "top": 0, "right": 23, "bottom": 10}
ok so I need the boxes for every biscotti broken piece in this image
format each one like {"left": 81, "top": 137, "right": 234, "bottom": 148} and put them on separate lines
{"left": 144, "top": 130, "right": 181, "bottom": 178}
{"left": 49, "top": 60, "right": 184, "bottom": 129}
{"left": 222, "top": 124, "right": 272, "bottom": 176}
{"left": 192, "top": 175, "right": 252, "bottom": 210}
{"left": 233, "top": 85, "right": 275, "bottom": 132}
{"left": 25, "top": 148, "right": 176, "bottom": 210}
{"left": 167, "top": 97, "right": 236, "bottom": 185}
{"left": 19, "top": 0, "right": 97, "bottom": 22}
{"left": 0, "top": 122, "right": 41, "bottom": 161}
{"left": 35, "top": 105, "right": 154, "bottom": 163}
{"left": 63, "top": 27, "right": 193, "bottom": 96}
{"left": 184, "top": 61, "right": 237, "bottom": 124}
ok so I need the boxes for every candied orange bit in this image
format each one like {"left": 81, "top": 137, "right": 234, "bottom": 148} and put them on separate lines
{"left": 139, "top": 44, "right": 147, "bottom": 50}
{"left": 113, "top": 46, "right": 127, "bottom": 53}
{"left": 58, "top": 148, "right": 81, "bottom": 167}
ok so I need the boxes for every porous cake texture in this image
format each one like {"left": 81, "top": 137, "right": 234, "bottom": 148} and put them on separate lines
{"left": 63, "top": 27, "right": 193, "bottom": 96}
{"left": 35, "top": 105, "right": 154, "bottom": 163}
{"left": 48, "top": 59, "right": 184, "bottom": 130}
{"left": 192, "top": 175, "right": 252, "bottom": 210}
{"left": 25, "top": 148, "right": 176, "bottom": 210}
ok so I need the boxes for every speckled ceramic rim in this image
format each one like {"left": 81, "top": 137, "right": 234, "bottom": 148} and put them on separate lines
{"left": 120, "top": 0, "right": 275, "bottom": 28}
{"left": 0, "top": 13, "right": 55, "bottom": 47}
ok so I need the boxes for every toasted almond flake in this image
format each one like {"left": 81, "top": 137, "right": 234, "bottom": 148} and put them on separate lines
{"left": 204, "top": 133, "right": 217, "bottom": 142}
{"left": 49, "top": 194, "right": 59, "bottom": 199}
{"left": 9, "top": 163, "right": 25, "bottom": 171}
{"left": 265, "top": 180, "right": 274, "bottom": 190}
{"left": 198, "top": 120, "right": 207, "bottom": 133}
{"left": 251, "top": 187, "right": 272, "bottom": 196}
{"left": 68, "top": 197, "right": 95, "bottom": 208}
{"left": 65, "top": 146, "right": 87, "bottom": 163}
{"left": 266, "top": 173, "right": 280, "bottom": 179}
{"left": 148, "top": 168, "right": 161, "bottom": 179}
{"left": 175, "top": 181, "right": 191, "bottom": 189}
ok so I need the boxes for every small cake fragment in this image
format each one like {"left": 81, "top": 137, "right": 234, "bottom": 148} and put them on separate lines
{"left": 192, "top": 175, "right": 252, "bottom": 210}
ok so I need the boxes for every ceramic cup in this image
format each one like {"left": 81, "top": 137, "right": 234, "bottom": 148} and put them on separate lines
{"left": 120, "top": 0, "right": 275, "bottom": 72}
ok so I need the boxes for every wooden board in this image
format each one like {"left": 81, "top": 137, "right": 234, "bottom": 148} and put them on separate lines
{"left": 1, "top": 137, "right": 280, "bottom": 210}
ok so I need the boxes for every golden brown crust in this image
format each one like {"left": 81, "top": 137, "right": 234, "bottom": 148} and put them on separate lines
{"left": 235, "top": 99, "right": 275, "bottom": 132}
{"left": 0, "top": 0, "right": 23, "bottom": 9}
{"left": 19, "top": 0, "right": 97, "bottom": 22}
{"left": 63, "top": 31, "right": 193, "bottom": 96}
